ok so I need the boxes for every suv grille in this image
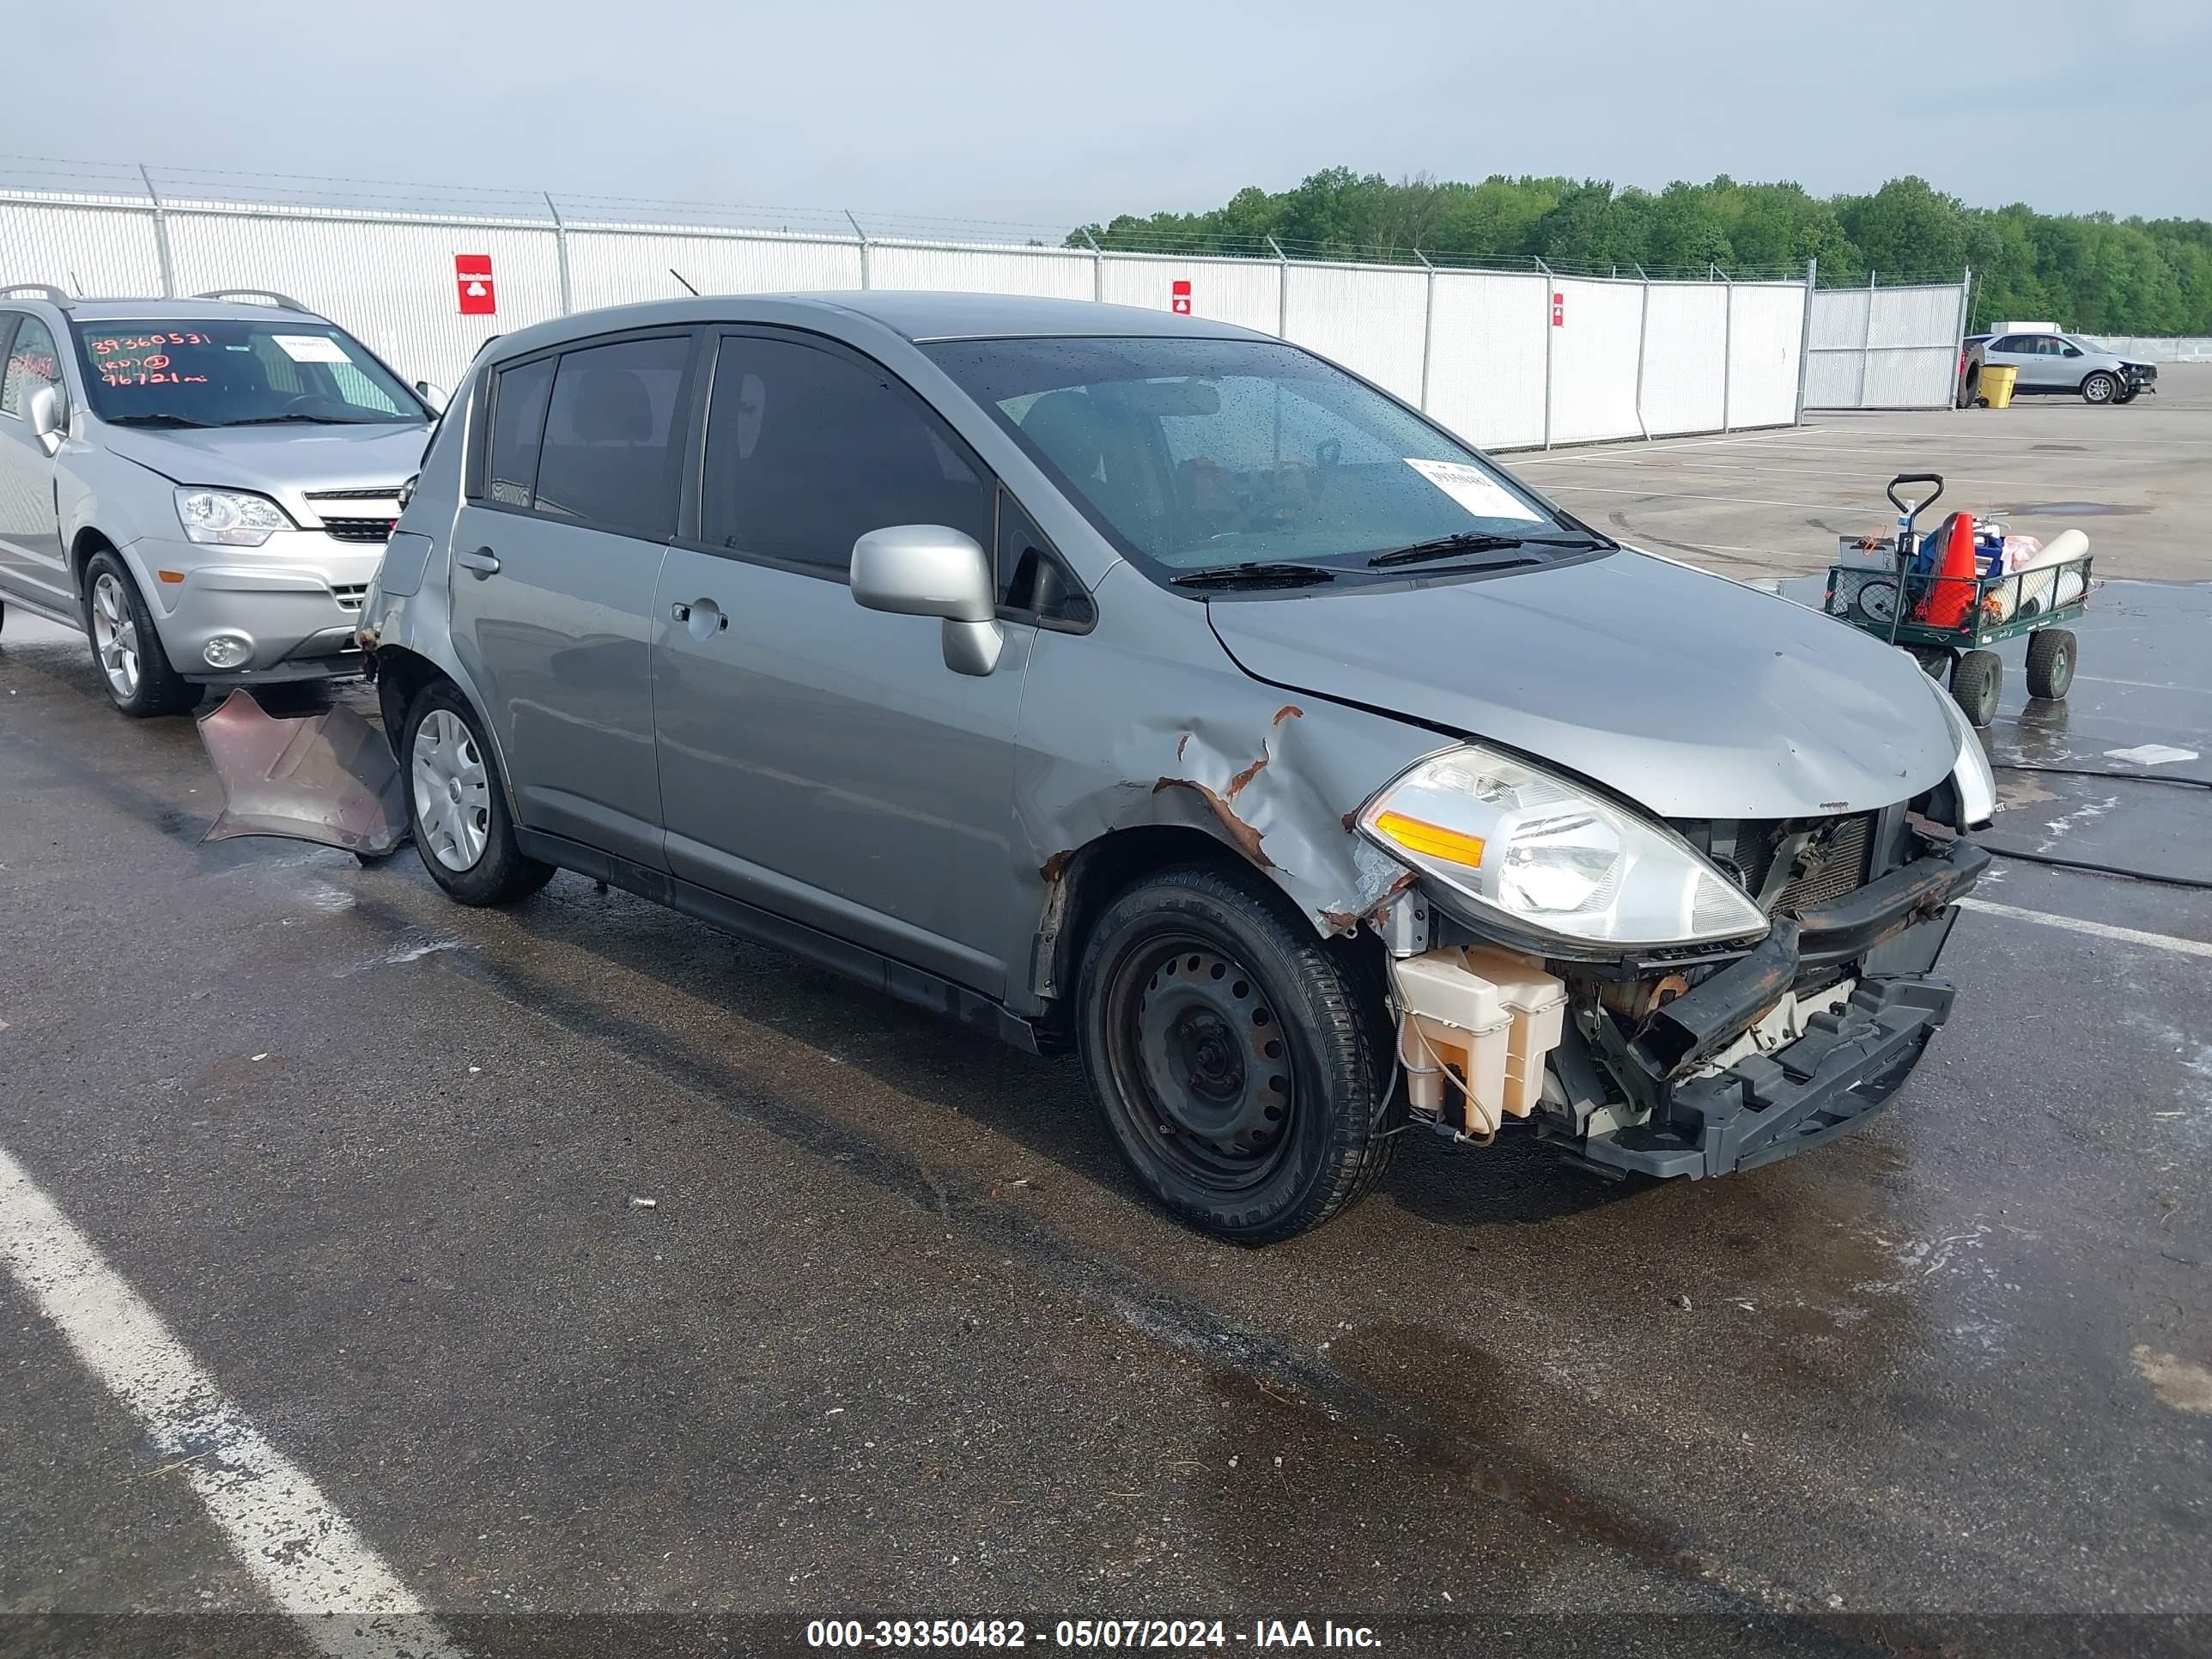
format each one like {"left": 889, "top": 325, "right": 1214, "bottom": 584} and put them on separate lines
{"left": 331, "top": 583, "right": 369, "bottom": 612}
{"left": 320, "top": 517, "right": 395, "bottom": 544}
{"left": 307, "top": 488, "right": 403, "bottom": 545}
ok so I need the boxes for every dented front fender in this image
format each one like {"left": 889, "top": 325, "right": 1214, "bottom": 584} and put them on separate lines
{"left": 1013, "top": 567, "right": 1443, "bottom": 995}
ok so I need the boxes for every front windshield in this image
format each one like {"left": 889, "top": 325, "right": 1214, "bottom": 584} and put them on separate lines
{"left": 921, "top": 336, "right": 1572, "bottom": 574}
{"left": 70, "top": 318, "right": 425, "bottom": 428}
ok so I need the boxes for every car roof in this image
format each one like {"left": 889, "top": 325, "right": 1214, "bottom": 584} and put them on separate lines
{"left": 478, "top": 290, "right": 1267, "bottom": 364}
{"left": 806, "top": 290, "right": 1263, "bottom": 343}
{"left": 31, "top": 297, "right": 341, "bottom": 325}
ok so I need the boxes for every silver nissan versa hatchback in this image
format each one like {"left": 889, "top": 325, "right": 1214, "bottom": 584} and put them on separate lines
{"left": 0, "top": 287, "right": 434, "bottom": 715}
{"left": 358, "top": 293, "right": 1995, "bottom": 1243}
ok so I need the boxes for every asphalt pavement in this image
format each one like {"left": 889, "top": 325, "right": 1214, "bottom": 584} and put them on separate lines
{"left": 2, "top": 396, "right": 2208, "bottom": 1659}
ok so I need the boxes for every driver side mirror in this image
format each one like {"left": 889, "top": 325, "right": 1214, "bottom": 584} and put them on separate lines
{"left": 25, "top": 384, "right": 64, "bottom": 456}
{"left": 849, "top": 525, "right": 1002, "bottom": 677}
{"left": 414, "top": 380, "right": 449, "bottom": 413}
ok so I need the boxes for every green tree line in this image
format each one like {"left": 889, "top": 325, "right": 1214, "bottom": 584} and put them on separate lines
{"left": 1071, "top": 171, "right": 2212, "bottom": 337}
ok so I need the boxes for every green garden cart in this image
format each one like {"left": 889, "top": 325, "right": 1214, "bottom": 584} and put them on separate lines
{"left": 1822, "top": 472, "right": 2092, "bottom": 726}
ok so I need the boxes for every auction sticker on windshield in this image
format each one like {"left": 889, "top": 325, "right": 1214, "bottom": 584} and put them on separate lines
{"left": 1404, "top": 458, "right": 1541, "bottom": 523}
{"left": 84, "top": 331, "right": 214, "bottom": 387}
{"left": 272, "top": 334, "right": 351, "bottom": 363}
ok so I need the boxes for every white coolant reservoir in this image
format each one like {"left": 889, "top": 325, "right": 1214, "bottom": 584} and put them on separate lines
{"left": 1393, "top": 947, "right": 1567, "bottom": 1138}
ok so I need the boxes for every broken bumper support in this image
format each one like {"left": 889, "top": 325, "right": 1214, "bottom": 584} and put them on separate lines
{"left": 1579, "top": 972, "right": 1954, "bottom": 1179}
{"left": 1576, "top": 839, "right": 1989, "bottom": 1181}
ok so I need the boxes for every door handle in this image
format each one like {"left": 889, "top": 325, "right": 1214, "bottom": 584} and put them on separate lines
{"left": 672, "top": 599, "right": 729, "bottom": 631}
{"left": 455, "top": 547, "right": 501, "bottom": 576}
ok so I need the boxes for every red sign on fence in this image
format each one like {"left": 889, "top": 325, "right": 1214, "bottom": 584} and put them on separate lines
{"left": 1551, "top": 290, "right": 1564, "bottom": 327}
{"left": 1171, "top": 279, "right": 1192, "bottom": 316}
{"left": 456, "top": 254, "right": 496, "bottom": 316}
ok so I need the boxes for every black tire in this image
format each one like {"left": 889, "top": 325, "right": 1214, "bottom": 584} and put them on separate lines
{"left": 1958, "top": 367, "right": 1979, "bottom": 409}
{"left": 2025, "top": 628, "right": 2076, "bottom": 701}
{"left": 399, "top": 680, "right": 553, "bottom": 906}
{"left": 2115, "top": 386, "right": 2138, "bottom": 405}
{"left": 2081, "top": 372, "right": 2118, "bottom": 405}
{"left": 1905, "top": 644, "right": 1955, "bottom": 680}
{"left": 81, "top": 550, "right": 198, "bottom": 717}
{"left": 1950, "top": 649, "right": 2002, "bottom": 727}
{"left": 1077, "top": 864, "right": 1393, "bottom": 1244}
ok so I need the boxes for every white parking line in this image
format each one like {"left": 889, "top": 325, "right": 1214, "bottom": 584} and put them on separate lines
{"left": 1956, "top": 897, "right": 2212, "bottom": 961}
{"left": 0, "top": 1145, "right": 465, "bottom": 1659}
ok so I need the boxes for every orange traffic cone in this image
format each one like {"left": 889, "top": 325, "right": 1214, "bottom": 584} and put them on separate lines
{"left": 1917, "top": 511, "right": 1978, "bottom": 629}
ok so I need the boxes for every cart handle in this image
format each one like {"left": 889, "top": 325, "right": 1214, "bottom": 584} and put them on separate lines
{"left": 1886, "top": 472, "right": 1945, "bottom": 530}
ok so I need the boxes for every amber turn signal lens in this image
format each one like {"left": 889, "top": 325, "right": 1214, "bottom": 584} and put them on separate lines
{"left": 1372, "top": 811, "right": 1486, "bottom": 867}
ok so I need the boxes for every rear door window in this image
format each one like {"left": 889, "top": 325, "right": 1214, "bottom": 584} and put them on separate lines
{"left": 699, "top": 333, "right": 991, "bottom": 574}
{"left": 484, "top": 356, "right": 555, "bottom": 509}
{"left": 532, "top": 335, "right": 693, "bottom": 538}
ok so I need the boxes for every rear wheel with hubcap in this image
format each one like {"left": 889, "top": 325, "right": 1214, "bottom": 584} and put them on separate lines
{"left": 82, "top": 550, "right": 197, "bottom": 717}
{"left": 1078, "top": 865, "right": 1393, "bottom": 1243}
{"left": 402, "top": 682, "right": 552, "bottom": 906}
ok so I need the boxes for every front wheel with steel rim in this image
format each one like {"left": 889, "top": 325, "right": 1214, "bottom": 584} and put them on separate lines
{"left": 1077, "top": 865, "right": 1393, "bottom": 1243}
{"left": 400, "top": 682, "right": 552, "bottom": 906}
{"left": 80, "top": 550, "right": 196, "bottom": 717}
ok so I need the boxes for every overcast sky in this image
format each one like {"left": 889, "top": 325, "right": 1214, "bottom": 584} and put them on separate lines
{"left": 8, "top": 1, "right": 2205, "bottom": 228}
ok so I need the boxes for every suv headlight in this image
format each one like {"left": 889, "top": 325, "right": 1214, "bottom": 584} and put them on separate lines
{"left": 175, "top": 487, "right": 295, "bottom": 547}
{"left": 1933, "top": 683, "right": 1996, "bottom": 828}
{"left": 1358, "top": 744, "right": 1770, "bottom": 951}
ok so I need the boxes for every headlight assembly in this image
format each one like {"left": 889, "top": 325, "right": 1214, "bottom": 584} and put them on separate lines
{"left": 1358, "top": 744, "right": 1770, "bottom": 951}
{"left": 175, "top": 487, "right": 295, "bottom": 547}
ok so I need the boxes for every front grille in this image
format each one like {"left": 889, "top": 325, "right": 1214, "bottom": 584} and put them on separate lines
{"left": 307, "top": 487, "right": 402, "bottom": 545}
{"left": 320, "top": 516, "right": 394, "bottom": 544}
{"left": 331, "top": 583, "right": 368, "bottom": 612}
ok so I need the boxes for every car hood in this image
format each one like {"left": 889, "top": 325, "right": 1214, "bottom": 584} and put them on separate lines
{"left": 1203, "top": 550, "right": 1958, "bottom": 821}
{"left": 99, "top": 422, "right": 432, "bottom": 525}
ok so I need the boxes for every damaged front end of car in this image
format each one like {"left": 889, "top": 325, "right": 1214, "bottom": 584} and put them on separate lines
{"left": 1343, "top": 699, "right": 1996, "bottom": 1182}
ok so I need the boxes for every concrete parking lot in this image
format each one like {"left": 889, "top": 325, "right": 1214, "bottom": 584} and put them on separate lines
{"left": 1514, "top": 365, "right": 2212, "bottom": 584}
{"left": 2, "top": 383, "right": 2208, "bottom": 1658}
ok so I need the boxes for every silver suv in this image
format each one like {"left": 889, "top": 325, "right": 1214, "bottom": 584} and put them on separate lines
{"left": 360, "top": 293, "right": 1995, "bottom": 1242}
{"left": 1960, "top": 329, "right": 2156, "bottom": 405}
{"left": 0, "top": 286, "right": 434, "bottom": 714}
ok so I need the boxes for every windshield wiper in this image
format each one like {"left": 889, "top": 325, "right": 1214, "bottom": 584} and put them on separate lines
{"left": 1365, "top": 531, "right": 1606, "bottom": 568}
{"left": 1169, "top": 562, "right": 1340, "bottom": 590}
{"left": 100, "top": 413, "right": 216, "bottom": 428}
{"left": 225, "top": 413, "right": 379, "bottom": 426}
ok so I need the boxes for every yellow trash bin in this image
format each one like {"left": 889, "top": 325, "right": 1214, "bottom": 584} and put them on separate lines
{"left": 1981, "top": 364, "right": 2018, "bottom": 408}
